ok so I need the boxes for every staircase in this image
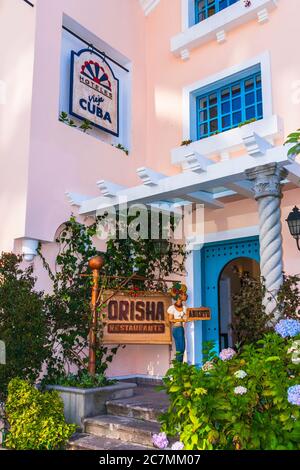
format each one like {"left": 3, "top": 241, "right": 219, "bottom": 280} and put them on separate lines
{"left": 68, "top": 386, "right": 169, "bottom": 450}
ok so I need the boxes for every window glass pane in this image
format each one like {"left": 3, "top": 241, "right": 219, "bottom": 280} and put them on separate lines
{"left": 245, "top": 92, "right": 255, "bottom": 106}
{"left": 245, "top": 79, "right": 254, "bottom": 91}
{"left": 210, "top": 106, "right": 218, "bottom": 118}
{"left": 208, "top": 6, "right": 215, "bottom": 16}
{"left": 221, "top": 101, "right": 230, "bottom": 114}
{"left": 256, "top": 75, "right": 262, "bottom": 87}
{"left": 256, "top": 89, "right": 262, "bottom": 102}
{"left": 232, "top": 84, "right": 241, "bottom": 96}
{"left": 221, "top": 88, "right": 230, "bottom": 101}
{"left": 200, "top": 110, "right": 208, "bottom": 121}
{"left": 219, "top": 0, "right": 227, "bottom": 10}
{"left": 209, "top": 94, "right": 217, "bottom": 105}
{"left": 246, "top": 106, "right": 256, "bottom": 120}
{"left": 222, "top": 115, "right": 231, "bottom": 128}
{"left": 199, "top": 98, "right": 207, "bottom": 109}
{"left": 232, "top": 97, "right": 241, "bottom": 111}
{"left": 200, "top": 122, "right": 208, "bottom": 136}
{"left": 210, "top": 120, "right": 218, "bottom": 133}
{"left": 232, "top": 111, "right": 242, "bottom": 125}
{"left": 257, "top": 103, "right": 263, "bottom": 117}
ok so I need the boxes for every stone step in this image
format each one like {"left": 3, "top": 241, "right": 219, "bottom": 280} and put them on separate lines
{"left": 106, "top": 400, "right": 160, "bottom": 422}
{"left": 84, "top": 414, "right": 161, "bottom": 447}
{"left": 68, "top": 433, "right": 151, "bottom": 451}
{"left": 106, "top": 387, "right": 169, "bottom": 423}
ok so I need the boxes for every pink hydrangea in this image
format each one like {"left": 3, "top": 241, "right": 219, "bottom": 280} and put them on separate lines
{"left": 202, "top": 360, "right": 215, "bottom": 371}
{"left": 171, "top": 441, "right": 184, "bottom": 450}
{"left": 219, "top": 347, "right": 236, "bottom": 361}
{"left": 152, "top": 432, "right": 169, "bottom": 449}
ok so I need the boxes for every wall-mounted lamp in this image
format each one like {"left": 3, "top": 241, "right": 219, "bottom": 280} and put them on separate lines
{"left": 286, "top": 206, "right": 300, "bottom": 251}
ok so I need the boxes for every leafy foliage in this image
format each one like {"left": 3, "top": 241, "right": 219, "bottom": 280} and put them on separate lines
{"left": 285, "top": 129, "right": 300, "bottom": 156}
{"left": 160, "top": 333, "right": 300, "bottom": 450}
{"left": 53, "top": 370, "right": 115, "bottom": 389}
{"left": 38, "top": 216, "right": 118, "bottom": 383}
{"left": 231, "top": 273, "right": 300, "bottom": 346}
{"left": 39, "top": 214, "right": 186, "bottom": 383}
{"left": 59, "top": 111, "right": 92, "bottom": 133}
{"left": 5, "top": 378, "right": 76, "bottom": 450}
{"left": 0, "top": 253, "right": 49, "bottom": 400}
{"left": 113, "top": 143, "right": 129, "bottom": 155}
{"left": 101, "top": 212, "right": 187, "bottom": 292}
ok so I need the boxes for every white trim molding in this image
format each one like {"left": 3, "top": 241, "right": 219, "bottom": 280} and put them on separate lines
{"left": 173, "top": 114, "right": 282, "bottom": 163}
{"left": 187, "top": 226, "right": 259, "bottom": 250}
{"left": 177, "top": 51, "right": 279, "bottom": 159}
{"left": 173, "top": 0, "right": 278, "bottom": 58}
{"left": 139, "top": 0, "right": 160, "bottom": 16}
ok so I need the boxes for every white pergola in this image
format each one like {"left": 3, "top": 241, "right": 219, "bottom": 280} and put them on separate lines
{"left": 67, "top": 129, "right": 300, "bottom": 317}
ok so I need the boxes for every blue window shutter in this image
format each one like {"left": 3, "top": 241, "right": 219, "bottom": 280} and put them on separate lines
{"left": 195, "top": 0, "right": 239, "bottom": 25}
{"left": 196, "top": 71, "right": 263, "bottom": 140}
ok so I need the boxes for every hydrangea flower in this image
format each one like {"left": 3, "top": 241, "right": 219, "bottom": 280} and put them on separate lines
{"left": 287, "top": 385, "right": 300, "bottom": 406}
{"left": 234, "top": 370, "right": 247, "bottom": 379}
{"left": 275, "top": 319, "right": 300, "bottom": 338}
{"left": 234, "top": 386, "right": 247, "bottom": 395}
{"left": 219, "top": 348, "right": 236, "bottom": 361}
{"left": 171, "top": 441, "right": 184, "bottom": 450}
{"left": 152, "top": 432, "right": 169, "bottom": 449}
{"left": 202, "top": 360, "right": 215, "bottom": 371}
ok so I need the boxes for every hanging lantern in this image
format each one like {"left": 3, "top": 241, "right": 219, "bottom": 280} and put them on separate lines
{"left": 286, "top": 206, "right": 300, "bottom": 251}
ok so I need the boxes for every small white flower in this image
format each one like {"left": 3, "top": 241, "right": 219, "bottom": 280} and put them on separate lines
{"left": 171, "top": 441, "right": 184, "bottom": 450}
{"left": 234, "top": 386, "right": 248, "bottom": 395}
{"left": 234, "top": 370, "right": 247, "bottom": 379}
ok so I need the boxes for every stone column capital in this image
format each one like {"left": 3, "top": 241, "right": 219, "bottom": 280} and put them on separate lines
{"left": 246, "top": 163, "right": 288, "bottom": 200}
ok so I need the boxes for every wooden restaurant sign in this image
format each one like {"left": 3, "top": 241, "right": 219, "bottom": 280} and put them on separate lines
{"left": 102, "top": 292, "right": 172, "bottom": 345}
{"left": 69, "top": 49, "right": 119, "bottom": 136}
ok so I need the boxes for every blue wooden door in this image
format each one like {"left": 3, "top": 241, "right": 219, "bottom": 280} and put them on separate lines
{"left": 201, "top": 236, "right": 260, "bottom": 351}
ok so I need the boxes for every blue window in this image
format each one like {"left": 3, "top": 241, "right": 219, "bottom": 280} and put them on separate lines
{"left": 196, "top": 72, "right": 263, "bottom": 140}
{"left": 195, "top": 0, "right": 239, "bottom": 24}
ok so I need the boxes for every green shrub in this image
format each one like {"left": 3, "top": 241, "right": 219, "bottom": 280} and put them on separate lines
{"left": 0, "top": 253, "right": 50, "bottom": 400}
{"left": 5, "top": 378, "right": 76, "bottom": 450}
{"left": 160, "top": 332, "right": 300, "bottom": 450}
{"left": 49, "top": 370, "right": 115, "bottom": 389}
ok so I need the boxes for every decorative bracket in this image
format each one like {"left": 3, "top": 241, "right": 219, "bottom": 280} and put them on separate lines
{"left": 137, "top": 167, "right": 166, "bottom": 186}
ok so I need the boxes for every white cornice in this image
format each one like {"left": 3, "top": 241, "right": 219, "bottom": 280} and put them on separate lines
{"left": 139, "top": 0, "right": 160, "bottom": 16}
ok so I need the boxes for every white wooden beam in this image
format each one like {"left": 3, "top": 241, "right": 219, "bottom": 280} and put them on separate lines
{"left": 96, "top": 180, "right": 126, "bottom": 197}
{"left": 226, "top": 181, "right": 254, "bottom": 199}
{"left": 285, "top": 162, "right": 300, "bottom": 187}
{"left": 181, "top": 191, "right": 224, "bottom": 209}
{"left": 79, "top": 145, "right": 291, "bottom": 216}
{"left": 136, "top": 167, "right": 166, "bottom": 186}
{"left": 65, "top": 192, "right": 91, "bottom": 207}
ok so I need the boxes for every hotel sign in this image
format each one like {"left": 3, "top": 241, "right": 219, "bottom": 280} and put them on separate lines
{"left": 70, "top": 48, "right": 119, "bottom": 136}
{"left": 102, "top": 292, "right": 172, "bottom": 345}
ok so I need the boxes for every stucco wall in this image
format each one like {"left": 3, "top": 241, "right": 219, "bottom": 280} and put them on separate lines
{"left": 0, "top": 0, "right": 36, "bottom": 250}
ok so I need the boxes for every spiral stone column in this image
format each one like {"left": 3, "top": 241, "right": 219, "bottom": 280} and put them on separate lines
{"left": 246, "top": 163, "right": 288, "bottom": 319}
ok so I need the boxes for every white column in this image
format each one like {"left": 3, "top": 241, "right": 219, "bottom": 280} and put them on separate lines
{"left": 246, "top": 163, "right": 287, "bottom": 319}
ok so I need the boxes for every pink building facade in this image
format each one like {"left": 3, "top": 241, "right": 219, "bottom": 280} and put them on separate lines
{"left": 0, "top": 0, "right": 299, "bottom": 379}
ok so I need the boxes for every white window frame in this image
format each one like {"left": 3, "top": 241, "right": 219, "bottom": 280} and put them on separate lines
{"left": 182, "top": 51, "right": 273, "bottom": 141}
{"left": 173, "top": 0, "right": 278, "bottom": 57}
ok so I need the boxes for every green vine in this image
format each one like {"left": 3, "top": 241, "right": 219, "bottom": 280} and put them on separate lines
{"left": 38, "top": 214, "right": 187, "bottom": 384}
